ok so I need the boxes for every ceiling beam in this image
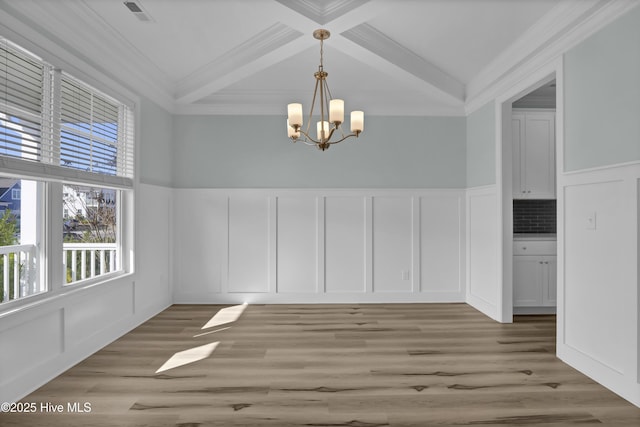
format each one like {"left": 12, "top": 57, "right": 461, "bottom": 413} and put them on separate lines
{"left": 174, "top": 23, "right": 306, "bottom": 104}
{"left": 329, "top": 34, "right": 465, "bottom": 108}
{"left": 340, "top": 23, "right": 465, "bottom": 103}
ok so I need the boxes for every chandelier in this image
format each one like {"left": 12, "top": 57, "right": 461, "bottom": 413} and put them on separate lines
{"left": 286, "top": 29, "right": 364, "bottom": 151}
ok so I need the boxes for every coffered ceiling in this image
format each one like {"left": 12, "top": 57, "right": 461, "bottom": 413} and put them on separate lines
{"left": 0, "top": 0, "right": 622, "bottom": 115}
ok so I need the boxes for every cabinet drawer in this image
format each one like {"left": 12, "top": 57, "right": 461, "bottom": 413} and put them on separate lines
{"left": 513, "top": 240, "right": 556, "bottom": 255}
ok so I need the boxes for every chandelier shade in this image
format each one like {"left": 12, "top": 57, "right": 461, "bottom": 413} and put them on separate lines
{"left": 286, "top": 29, "right": 363, "bottom": 151}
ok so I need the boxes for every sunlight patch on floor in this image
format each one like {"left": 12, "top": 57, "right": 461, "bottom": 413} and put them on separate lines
{"left": 155, "top": 304, "right": 248, "bottom": 373}
{"left": 201, "top": 303, "right": 248, "bottom": 329}
{"left": 155, "top": 342, "right": 219, "bottom": 374}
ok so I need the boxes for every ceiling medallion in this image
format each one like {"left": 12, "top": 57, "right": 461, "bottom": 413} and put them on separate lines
{"left": 286, "top": 29, "right": 364, "bottom": 151}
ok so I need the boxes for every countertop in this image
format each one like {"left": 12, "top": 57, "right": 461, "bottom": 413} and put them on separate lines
{"left": 513, "top": 233, "right": 557, "bottom": 241}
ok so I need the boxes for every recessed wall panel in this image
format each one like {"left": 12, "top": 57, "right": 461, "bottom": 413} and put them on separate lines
{"left": 372, "top": 197, "right": 412, "bottom": 292}
{"left": 137, "top": 184, "right": 171, "bottom": 309}
{"left": 277, "top": 197, "right": 318, "bottom": 293}
{"left": 66, "top": 283, "right": 134, "bottom": 344}
{"left": 564, "top": 180, "right": 631, "bottom": 373}
{"left": 467, "top": 190, "right": 498, "bottom": 307}
{"left": 325, "top": 197, "right": 365, "bottom": 293}
{"left": 421, "top": 196, "right": 462, "bottom": 292}
{"left": 228, "top": 196, "right": 270, "bottom": 293}
{"left": 0, "top": 309, "right": 63, "bottom": 384}
{"left": 173, "top": 191, "right": 226, "bottom": 294}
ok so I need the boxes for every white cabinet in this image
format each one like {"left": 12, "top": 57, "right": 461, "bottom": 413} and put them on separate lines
{"left": 513, "top": 239, "right": 556, "bottom": 312}
{"left": 512, "top": 110, "right": 556, "bottom": 199}
{"left": 513, "top": 256, "right": 556, "bottom": 307}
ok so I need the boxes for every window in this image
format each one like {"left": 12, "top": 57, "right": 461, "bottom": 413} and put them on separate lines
{"left": 63, "top": 184, "right": 120, "bottom": 284}
{"left": 0, "top": 37, "right": 134, "bottom": 307}
{"left": 0, "top": 177, "right": 44, "bottom": 304}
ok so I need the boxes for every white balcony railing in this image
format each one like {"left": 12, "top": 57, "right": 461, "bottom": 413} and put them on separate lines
{"left": 63, "top": 243, "right": 118, "bottom": 284}
{"left": 0, "top": 244, "right": 38, "bottom": 303}
{"left": 1, "top": 242, "right": 118, "bottom": 303}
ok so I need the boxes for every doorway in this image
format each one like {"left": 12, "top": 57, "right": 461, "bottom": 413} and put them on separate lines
{"left": 496, "top": 59, "right": 562, "bottom": 324}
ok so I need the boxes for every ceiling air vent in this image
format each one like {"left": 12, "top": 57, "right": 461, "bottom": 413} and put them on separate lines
{"left": 123, "top": 1, "right": 154, "bottom": 22}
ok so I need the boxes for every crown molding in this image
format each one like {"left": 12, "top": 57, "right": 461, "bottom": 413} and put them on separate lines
{"left": 465, "top": 0, "right": 639, "bottom": 114}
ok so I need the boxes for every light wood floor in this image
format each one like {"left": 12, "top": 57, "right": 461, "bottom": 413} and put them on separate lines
{"left": 3, "top": 303, "right": 640, "bottom": 426}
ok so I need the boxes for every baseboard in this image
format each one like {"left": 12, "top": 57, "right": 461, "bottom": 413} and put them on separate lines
{"left": 173, "top": 291, "right": 466, "bottom": 305}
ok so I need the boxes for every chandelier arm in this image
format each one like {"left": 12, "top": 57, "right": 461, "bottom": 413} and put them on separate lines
{"left": 319, "top": 74, "right": 326, "bottom": 139}
{"left": 327, "top": 132, "right": 361, "bottom": 145}
{"left": 324, "top": 125, "right": 337, "bottom": 142}
{"left": 295, "top": 129, "right": 322, "bottom": 145}
{"left": 299, "top": 139, "right": 320, "bottom": 147}
{"left": 323, "top": 78, "right": 332, "bottom": 127}
{"left": 295, "top": 129, "right": 360, "bottom": 146}
{"left": 305, "top": 77, "right": 322, "bottom": 138}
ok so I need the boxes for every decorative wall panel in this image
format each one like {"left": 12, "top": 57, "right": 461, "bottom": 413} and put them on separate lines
{"left": 173, "top": 189, "right": 465, "bottom": 303}
{"left": 276, "top": 197, "right": 318, "bottom": 293}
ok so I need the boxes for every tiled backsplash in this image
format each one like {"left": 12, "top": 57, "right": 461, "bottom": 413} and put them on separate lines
{"left": 513, "top": 199, "right": 556, "bottom": 234}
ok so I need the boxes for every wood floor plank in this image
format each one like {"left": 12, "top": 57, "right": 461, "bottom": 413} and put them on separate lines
{"left": 2, "top": 303, "right": 639, "bottom": 426}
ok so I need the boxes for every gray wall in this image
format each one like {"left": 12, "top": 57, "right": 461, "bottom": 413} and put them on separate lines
{"left": 139, "top": 97, "right": 173, "bottom": 186}
{"left": 466, "top": 101, "right": 496, "bottom": 187}
{"left": 172, "top": 115, "right": 466, "bottom": 188}
{"left": 564, "top": 6, "right": 640, "bottom": 171}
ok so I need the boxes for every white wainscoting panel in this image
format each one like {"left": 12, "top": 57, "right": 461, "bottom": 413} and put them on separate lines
{"left": 372, "top": 197, "right": 412, "bottom": 293}
{"left": 136, "top": 183, "right": 172, "bottom": 313}
{"left": 420, "top": 195, "right": 464, "bottom": 295}
{"left": 276, "top": 197, "right": 318, "bottom": 294}
{"left": 557, "top": 162, "right": 640, "bottom": 407}
{"left": 172, "top": 189, "right": 466, "bottom": 304}
{"left": 65, "top": 282, "right": 134, "bottom": 345}
{"left": 324, "top": 196, "right": 367, "bottom": 293}
{"left": 466, "top": 185, "right": 500, "bottom": 321}
{"left": 0, "top": 309, "right": 63, "bottom": 386}
{"left": 228, "top": 196, "right": 270, "bottom": 293}
{"left": 564, "top": 179, "right": 629, "bottom": 373}
{"left": 173, "top": 190, "right": 227, "bottom": 297}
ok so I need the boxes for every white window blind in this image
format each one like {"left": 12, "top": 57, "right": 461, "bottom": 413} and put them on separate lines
{"left": 61, "top": 75, "right": 118, "bottom": 176}
{"left": 0, "top": 37, "right": 134, "bottom": 188}
{"left": 0, "top": 40, "right": 45, "bottom": 163}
